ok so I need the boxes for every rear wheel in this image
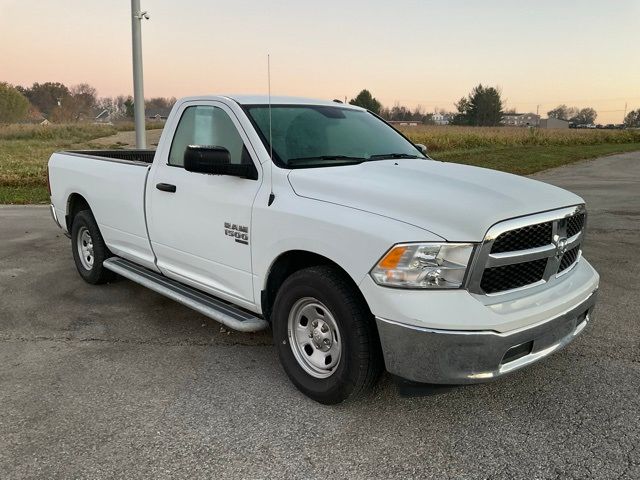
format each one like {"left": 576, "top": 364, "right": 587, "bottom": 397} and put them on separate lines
{"left": 272, "top": 266, "right": 382, "bottom": 404}
{"left": 71, "top": 210, "right": 114, "bottom": 284}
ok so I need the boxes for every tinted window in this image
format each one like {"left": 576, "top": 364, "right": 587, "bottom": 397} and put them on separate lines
{"left": 245, "top": 105, "right": 424, "bottom": 167}
{"left": 169, "top": 105, "right": 245, "bottom": 167}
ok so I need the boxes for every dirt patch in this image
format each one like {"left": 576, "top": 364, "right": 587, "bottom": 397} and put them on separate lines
{"left": 88, "top": 129, "right": 163, "bottom": 149}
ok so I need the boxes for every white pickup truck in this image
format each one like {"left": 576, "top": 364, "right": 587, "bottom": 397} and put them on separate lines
{"left": 48, "top": 95, "right": 599, "bottom": 403}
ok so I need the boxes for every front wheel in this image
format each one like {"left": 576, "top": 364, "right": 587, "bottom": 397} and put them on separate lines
{"left": 272, "top": 266, "right": 382, "bottom": 404}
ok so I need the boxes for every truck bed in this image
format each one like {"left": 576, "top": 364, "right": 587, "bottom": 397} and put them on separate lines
{"left": 63, "top": 149, "right": 155, "bottom": 165}
{"left": 48, "top": 149, "right": 157, "bottom": 270}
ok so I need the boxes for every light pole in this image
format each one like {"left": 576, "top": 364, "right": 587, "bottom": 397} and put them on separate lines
{"left": 131, "top": 0, "right": 149, "bottom": 149}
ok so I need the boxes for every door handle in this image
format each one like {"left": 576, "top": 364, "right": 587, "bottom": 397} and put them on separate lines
{"left": 156, "top": 183, "right": 176, "bottom": 193}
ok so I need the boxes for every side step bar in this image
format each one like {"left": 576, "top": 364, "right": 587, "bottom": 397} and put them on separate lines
{"left": 103, "top": 257, "right": 269, "bottom": 333}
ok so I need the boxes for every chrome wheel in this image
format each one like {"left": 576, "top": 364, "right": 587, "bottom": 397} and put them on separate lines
{"left": 288, "top": 297, "right": 342, "bottom": 378}
{"left": 77, "top": 226, "right": 94, "bottom": 270}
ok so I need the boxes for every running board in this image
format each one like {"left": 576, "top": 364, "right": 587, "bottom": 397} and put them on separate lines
{"left": 103, "top": 257, "right": 269, "bottom": 333}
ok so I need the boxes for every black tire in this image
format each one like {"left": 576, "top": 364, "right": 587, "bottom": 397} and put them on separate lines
{"left": 272, "top": 265, "right": 382, "bottom": 404}
{"left": 71, "top": 210, "right": 115, "bottom": 285}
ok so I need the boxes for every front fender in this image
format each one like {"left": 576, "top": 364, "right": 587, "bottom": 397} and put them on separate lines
{"left": 251, "top": 191, "right": 443, "bottom": 311}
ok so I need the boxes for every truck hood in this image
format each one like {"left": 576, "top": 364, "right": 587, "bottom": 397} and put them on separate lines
{"left": 287, "top": 159, "right": 583, "bottom": 241}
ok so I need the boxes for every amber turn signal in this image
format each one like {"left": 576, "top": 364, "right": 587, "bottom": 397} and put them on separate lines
{"left": 378, "top": 246, "right": 407, "bottom": 269}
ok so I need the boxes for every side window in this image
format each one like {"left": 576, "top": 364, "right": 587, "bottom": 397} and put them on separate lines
{"left": 168, "top": 105, "right": 246, "bottom": 167}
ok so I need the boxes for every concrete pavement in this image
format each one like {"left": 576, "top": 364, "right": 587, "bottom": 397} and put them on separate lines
{"left": 1, "top": 152, "right": 639, "bottom": 479}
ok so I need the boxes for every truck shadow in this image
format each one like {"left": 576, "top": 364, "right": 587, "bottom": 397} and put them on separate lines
{"left": 393, "top": 376, "right": 466, "bottom": 398}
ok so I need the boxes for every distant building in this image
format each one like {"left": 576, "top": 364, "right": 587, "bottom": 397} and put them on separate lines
{"left": 94, "top": 109, "right": 113, "bottom": 124}
{"left": 502, "top": 112, "right": 540, "bottom": 127}
{"left": 432, "top": 113, "right": 453, "bottom": 125}
{"left": 539, "top": 118, "right": 570, "bottom": 129}
{"left": 25, "top": 105, "right": 47, "bottom": 124}
{"left": 146, "top": 106, "right": 172, "bottom": 120}
{"left": 387, "top": 120, "right": 421, "bottom": 127}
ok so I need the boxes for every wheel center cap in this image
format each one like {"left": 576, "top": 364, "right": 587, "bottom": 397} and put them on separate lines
{"left": 311, "top": 322, "right": 332, "bottom": 351}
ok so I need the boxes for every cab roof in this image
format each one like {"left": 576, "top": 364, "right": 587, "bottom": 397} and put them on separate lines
{"left": 225, "top": 95, "right": 360, "bottom": 108}
{"left": 178, "top": 95, "right": 364, "bottom": 109}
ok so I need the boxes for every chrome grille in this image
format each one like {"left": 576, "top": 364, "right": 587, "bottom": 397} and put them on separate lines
{"left": 490, "top": 221, "right": 552, "bottom": 253}
{"left": 480, "top": 258, "right": 547, "bottom": 294}
{"left": 567, "top": 213, "right": 585, "bottom": 238}
{"left": 468, "top": 206, "right": 586, "bottom": 295}
{"left": 559, "top": 244, "right": 580, "bottom": 272}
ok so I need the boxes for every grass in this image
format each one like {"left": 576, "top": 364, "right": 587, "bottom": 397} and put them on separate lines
{"left": 401, "top": 125, "right": 640, "bottom": 151}
{"left": 0, "top": 123, "right": 118, "bottom": 141}
{"left": 436, "top": 143, "right": 640, "bottom": 175}
{"left": 398, "top": 125, "right": 640, "bottom": 175}
{"left": 0, "top": 122, "right": 163, "bottom": 204}
{"left": 0, "top": 123, "right": 639, "bottom": 204}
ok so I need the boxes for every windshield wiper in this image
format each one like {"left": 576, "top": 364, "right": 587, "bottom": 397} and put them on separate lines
{"left": 287, "top": 155, "right": 366, "bottom": 165}
{"left": 368, "top": 153, "right": 422, "bottom": 160}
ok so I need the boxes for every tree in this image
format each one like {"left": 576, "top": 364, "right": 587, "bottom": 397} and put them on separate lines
{"left": 145, "top": 97, "right": 177, "bottom": 117}
{"left": 0, "top": 82, "right": 30, "bottom": 123}
{"left": 349, "top": 89, "right": 382, "bottom": 114}
{"left": 124, "top": 97, "right": 135, "bottom": 118}
{"left": 547, "top": 104, "right": 578, "bottom": 121}
{"left": 570, "top": 107, "right": 597, "bottom": 125}
{"left": 548, "top": 105, "right": 597, "bottom": 125}
{"left": 48, "top": 83, "right": 99, "bottom": 122}
{"left": 624, "top": 109, "right": 640, "bottom": 128}
{"left": 389, "top": 104, "right": 411, "bottom": 120}
{"left": 379, "top": 103, "right": 431, "bottom": 123}
{"left": 20, "top": 82, "right": 70, "bottom": 117}
{"left": 453, "top": 85, "right": 504, "bottom": 126}
{"left": 70, "top": 83, "right": 98, "bottom": 116}
{"left": 96, "top": 97, "right": 117, "bottom": 114}
{"left": 452, "top": 97, "right": 471, "bottom": 125}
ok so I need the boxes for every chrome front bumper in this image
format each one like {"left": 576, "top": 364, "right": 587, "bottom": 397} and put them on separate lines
{"left": 376, "top": 289, "right": 598, "bottom": 384}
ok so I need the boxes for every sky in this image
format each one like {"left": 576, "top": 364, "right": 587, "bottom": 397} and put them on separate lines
{"left": 1, "top": 0, "right": 639, "bottom": 123}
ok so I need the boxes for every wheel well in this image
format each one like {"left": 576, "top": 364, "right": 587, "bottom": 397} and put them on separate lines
{"left": 261, "top": 250, "right": 371, "bottom": 322}
{"left": 65, "top": 193, "right": 91, "bottom": 231}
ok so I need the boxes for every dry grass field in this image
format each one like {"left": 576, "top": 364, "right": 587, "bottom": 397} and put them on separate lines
{"left": 1, "top": 122, "right": 639, "bottom": 204}
{"left": 0, "top": 123, "right": 163, "bottom": 204}
{"left": 402, "top": 125, "right": 640, "bottom": 174}
{"left": 402, "top": 125, "right": 640, "bottom": 151}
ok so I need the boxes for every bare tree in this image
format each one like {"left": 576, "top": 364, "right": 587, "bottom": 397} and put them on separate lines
{"left": 547, "top": 105, "right": 579, "bottom": 121}
{"left": 625, "top": 109, "right": 640, "bottom": 128}
{"left": 570, "top": 108, "right": 597, "bottom": 125}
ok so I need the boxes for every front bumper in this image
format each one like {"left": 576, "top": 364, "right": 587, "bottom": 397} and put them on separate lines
{"left": 376, "top": 289, "right": 598, "bottom": 384}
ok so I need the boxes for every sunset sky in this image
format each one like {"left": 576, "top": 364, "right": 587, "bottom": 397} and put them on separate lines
{"left": 1, "top": 0, "right": 638, "bottom": 123}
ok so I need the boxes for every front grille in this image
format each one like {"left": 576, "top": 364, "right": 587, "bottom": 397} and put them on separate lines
{"left": 480, "top": 259, "right": 547, "bottom": 294}
{"left": 559, "top": 244, "right": 580, "bottom": 272}
{"left": 468, "top": 206, "right": 587, "bottom": 295}
{"left": 567, "top": 213, "right": 585, "bottom": 238}
{"left": 490, "top": 221, "right": 553, "bottom": 253}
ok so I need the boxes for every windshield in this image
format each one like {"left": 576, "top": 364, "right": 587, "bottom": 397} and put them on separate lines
{"left": 244, "top": 105, "right": 425, "bottom": 168}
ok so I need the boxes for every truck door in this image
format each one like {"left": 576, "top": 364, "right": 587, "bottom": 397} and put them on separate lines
{"left": 145, "top": 101, "right": 261, "bottom": 307}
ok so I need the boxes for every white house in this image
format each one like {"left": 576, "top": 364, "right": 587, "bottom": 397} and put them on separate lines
{"left": 433, "top": 113, "right": 452, "bottom": 125}
{"left": 502, "top": 112, "right": 540, "bottom": 127}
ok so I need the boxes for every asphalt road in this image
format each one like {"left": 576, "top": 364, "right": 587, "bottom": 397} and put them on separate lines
{"left": 1, "top": 152, "right": 639, "bottom": 479}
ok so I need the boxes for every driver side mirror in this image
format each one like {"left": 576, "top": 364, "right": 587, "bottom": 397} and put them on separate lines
{"left": 415, "top": 143, "right": 428, "bottom": 155}
{"left": 184, "top": 145, "right": 257, "bottom": 180}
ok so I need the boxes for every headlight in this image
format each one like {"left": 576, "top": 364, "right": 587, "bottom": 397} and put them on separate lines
{"left": 370, "top": 243, "right": 475, "bottom": 289}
